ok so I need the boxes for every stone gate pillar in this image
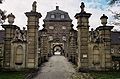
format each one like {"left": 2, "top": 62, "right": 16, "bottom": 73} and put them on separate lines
{"left": 25, "top": 1, "right": 42, "bottom": 68}
{"left": 2, "top": 13, "right": 18, "bottom": 68}
{"left": 96, "top": 14, "right": 114, "bottom": 70}
{"left": 75, "top": 2, "right": 91, "bottom": 70}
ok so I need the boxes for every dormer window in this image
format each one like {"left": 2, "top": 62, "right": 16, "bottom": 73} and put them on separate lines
{"left": 61, "top": 14, "right": 65, "bottom": 19}
{"left": 51, "top": 14, "right": 55, "bottom": 18}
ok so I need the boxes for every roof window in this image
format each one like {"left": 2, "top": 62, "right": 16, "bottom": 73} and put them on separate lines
{"left": 61, "top": 14, "right": 65, "bottom": 19}
{"left": 51, "top": 14, "right": 55, "bottom": 18}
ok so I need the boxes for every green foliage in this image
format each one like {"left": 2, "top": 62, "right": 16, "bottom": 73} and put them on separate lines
{"left": 90, "top": 71, "right": 120, "bottom": 79}
{"left": 0, "top": 71, "right": 25, "bottom": 79}
{"left": 71, "top": 73, "right": 81, "bottom": 79}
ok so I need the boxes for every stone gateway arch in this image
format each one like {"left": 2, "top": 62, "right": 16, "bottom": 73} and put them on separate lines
{"left": 1, "top": 1, "right": 120, "bottom": 71}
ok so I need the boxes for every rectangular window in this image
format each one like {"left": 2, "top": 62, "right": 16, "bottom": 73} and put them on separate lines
{"left": 51, "top": 14, "right": 55, "bottom": 18}
{"left": 61, "top": 15, "right": 65, "bottom": 19}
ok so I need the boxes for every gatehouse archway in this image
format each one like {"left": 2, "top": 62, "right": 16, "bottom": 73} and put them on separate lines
{"left": 50, "top": 43, "right": 64, "bottom": 56}
{"left": 53, "top": 45, "right": 63, "bottom": 55}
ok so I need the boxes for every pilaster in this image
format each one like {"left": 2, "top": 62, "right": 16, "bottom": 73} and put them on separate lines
{"left": 96, "top": 26, "right": 114, "bottom": 70}
{"left": 1, "top": 24, "right": 18, "bottom": 68}
{"left": 25, "top": 1, "right": 42, "bottom": 68}
{"left": 75, "top": 2, "right": 91, "bottom": 70}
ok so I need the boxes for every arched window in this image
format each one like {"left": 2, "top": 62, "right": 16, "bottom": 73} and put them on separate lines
{"left": 93, "top": 46, "right": 100, "bottom": 65}
{"left": 93, "top": 46, "right": 99, "bottom": 50}
{"left": 15, "top": 45, "right": 23, "bottom": 65}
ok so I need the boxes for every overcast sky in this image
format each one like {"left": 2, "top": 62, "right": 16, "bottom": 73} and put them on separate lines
{"left": 0, "top": 0, "right": 120, "bottom": 30}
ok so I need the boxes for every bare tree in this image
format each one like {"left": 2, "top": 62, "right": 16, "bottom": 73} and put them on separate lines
{"left": 108, "top": 0, "right": 119, "bottom": 5}
{"left": 107, "top": 0, "right": 120, "bottom": 27}
{"left": 0, "top": 0, "right": 6, "bottom": 24}
{"left": 0, "top": 0, "right": 3, "bottom": 4}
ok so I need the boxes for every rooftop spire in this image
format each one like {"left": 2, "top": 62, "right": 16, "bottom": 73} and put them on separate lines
{"left": 56, "top": 6, "right": 59, "bottom": 10}
{"left": 80, "top": 2, "right": 85, "bottom": 13}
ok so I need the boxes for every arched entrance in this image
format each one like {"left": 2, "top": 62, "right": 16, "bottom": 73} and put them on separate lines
{"left": 53, "top": 45, "right": 63, "bottom": 55}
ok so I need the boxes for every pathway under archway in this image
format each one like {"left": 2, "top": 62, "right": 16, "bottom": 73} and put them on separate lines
{"left": 34, "top": 56, "right": 76, "bottom": 79}
{"left": 53, "top": 45, "right": 63, "bottom": 55}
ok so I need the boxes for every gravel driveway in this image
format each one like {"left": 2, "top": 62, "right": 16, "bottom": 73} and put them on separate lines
{"left": 33, "top": 55, "right": 76, "bottom": 79}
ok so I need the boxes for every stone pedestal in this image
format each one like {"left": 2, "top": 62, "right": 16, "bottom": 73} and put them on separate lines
{"left": 75, "top": 2, "right": 91, "bottom": 70}
{"left": 25, "top": 12, "right": 42, "bottom": 68}
{"left": 2, "top": 25, "right": 18, "bottom": 68}
{"left": 96, "top": 26, "right": 114, "bottom": 70}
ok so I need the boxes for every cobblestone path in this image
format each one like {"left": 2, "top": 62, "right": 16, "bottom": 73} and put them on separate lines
{"left": 33, "top": 56, "right": 76, "bottom": 79}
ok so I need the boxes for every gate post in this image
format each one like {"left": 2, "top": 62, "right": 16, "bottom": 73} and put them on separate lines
{"left": 25, "top": 1, "right": 42, "bottom": 68}
{"left": 75, "top": 2, "right": 91, "bottom": 70}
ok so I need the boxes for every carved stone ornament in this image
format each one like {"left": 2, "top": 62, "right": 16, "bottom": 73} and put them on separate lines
{"left": 13, "top": 27, "right": 27, "bottom": 42}
{"left": 32, "top": 1, "right": 37, "bottom": 12}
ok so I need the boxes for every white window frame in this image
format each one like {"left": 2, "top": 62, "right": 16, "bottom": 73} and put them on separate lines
{"left": 51, "top": 14, "right": 55, "bottom": 18}
{"left": 61, "top": 14, "right": 65, "bottom": 19}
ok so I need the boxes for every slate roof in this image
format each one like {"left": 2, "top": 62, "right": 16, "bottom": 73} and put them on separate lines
{"left": 43, "top": 6, "right": 72, "bottom": 22}
{"left": 111, "top": 32, "right": 120, "bottom": 44}
{"left": 0, "top": 30, "right": 4, "bottom": 43}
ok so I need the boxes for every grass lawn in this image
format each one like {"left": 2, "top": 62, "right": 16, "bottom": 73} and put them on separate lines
{"left": 90, "top": 71, "right": 120, "bottom": 79}
{"left": 0, "top": 71, "right": 26, "bottom": 79}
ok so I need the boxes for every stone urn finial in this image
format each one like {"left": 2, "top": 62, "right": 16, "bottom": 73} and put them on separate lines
{"left": 80, "top": 2, "right": 85, "bottom": 13}
{"left": 7, "top": 13, "right": 15, "bottom": 25}
{"left": 100, "top": 14, "right": 108, "bottom": 26}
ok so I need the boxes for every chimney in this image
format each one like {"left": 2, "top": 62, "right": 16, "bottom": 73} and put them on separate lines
{"left": 56, "top": 6, "right": 59, "bottom": 10}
